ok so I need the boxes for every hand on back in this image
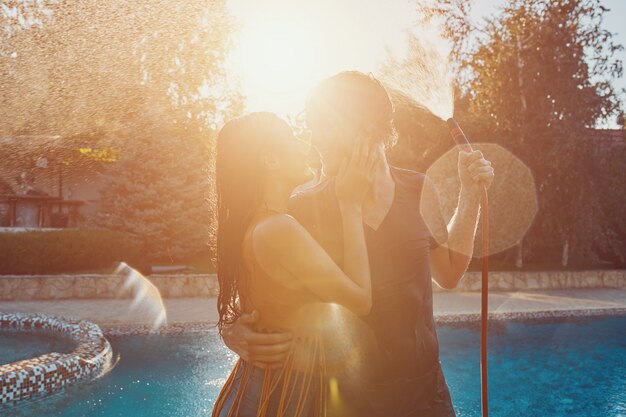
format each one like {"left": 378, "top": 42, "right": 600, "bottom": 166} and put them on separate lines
{"left": 222, "top": 310, "right": 293, "bottom": 369}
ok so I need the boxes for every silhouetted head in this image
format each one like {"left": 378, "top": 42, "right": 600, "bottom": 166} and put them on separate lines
{"left": 305, "top": 71, "right": 395, "bottom": 175}
{"left": 215, "top": 112, "right": 310, "bottom": 333}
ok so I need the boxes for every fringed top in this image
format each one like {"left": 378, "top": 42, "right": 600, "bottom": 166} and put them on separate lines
{"left": 212, "top": 212, "right": 330, "bottom": 417}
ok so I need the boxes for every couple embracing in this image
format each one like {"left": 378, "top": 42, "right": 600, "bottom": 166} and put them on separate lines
{"left": 211, "top": 71, "right": 494, "bottom": 417}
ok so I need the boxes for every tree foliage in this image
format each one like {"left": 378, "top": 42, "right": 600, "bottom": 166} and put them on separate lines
{"left": 1, "top": 0, "right": 242, "bottom": 265}
{"left": 396, "top": 0, "right": 624, "bottom": 266}
{"left": 0, "top": 0, "right": 242, "bottom": 136}
{"left": 92, "top": 118, "right": 214, "bottom": 264}
{"left": 468, "top": 0, "right": 623, "bottom": 264}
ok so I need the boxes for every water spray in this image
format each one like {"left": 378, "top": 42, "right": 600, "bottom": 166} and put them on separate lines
{"left": 115, "top": 262, "right": 167, "bottom": 332}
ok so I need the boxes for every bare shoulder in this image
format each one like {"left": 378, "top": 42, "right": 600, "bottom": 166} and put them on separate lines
{"left": 250, "top": 214, "right": 315, "bottom": 276}
{"left": 252, "top": 214, "right": 308, "bottom": 250}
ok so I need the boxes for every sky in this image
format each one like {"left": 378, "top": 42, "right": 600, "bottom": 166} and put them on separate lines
{"left": 227, "top": 0, "right": 419, "bottom": 116}
{"left": 227, "top": 0, "right": 626, "bottom": 126}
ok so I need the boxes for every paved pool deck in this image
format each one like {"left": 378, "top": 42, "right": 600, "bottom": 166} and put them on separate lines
{"left": 1, "top": 288, "right": 624, "bottom": 329}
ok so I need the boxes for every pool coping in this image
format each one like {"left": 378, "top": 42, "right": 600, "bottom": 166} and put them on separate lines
{"left": 435, "top": 306, "right": 626, "bottom": 324}
{"left": 0, "top": 313, "right": 113, "bottom": 408}
{"left": 97, "top": 306, "right": 626, "bottom": 336}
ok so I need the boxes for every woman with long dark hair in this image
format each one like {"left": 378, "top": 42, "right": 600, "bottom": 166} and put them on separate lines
{"left": 212, "top": 112, "right": 375, "bottom": 417}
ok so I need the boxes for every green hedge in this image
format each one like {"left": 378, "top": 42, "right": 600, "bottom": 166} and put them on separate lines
{"left": 0, "top": 229, "right": 144, "bottom": 275}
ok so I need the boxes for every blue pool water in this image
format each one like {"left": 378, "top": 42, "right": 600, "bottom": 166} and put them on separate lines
{"left": 1, "top": 332, "right": 76, "bottom": 364}
{"left": 2, "top": 316, "right": 625, "bottom": 417}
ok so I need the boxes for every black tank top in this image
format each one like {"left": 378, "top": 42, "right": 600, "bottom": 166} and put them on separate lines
{"left": 288, "top": 166, "right": 450, "bottom": 416}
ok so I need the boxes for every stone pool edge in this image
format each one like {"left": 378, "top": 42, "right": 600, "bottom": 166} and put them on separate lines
{"left": 98, "top": 306, "right": 626, "bottom": 336}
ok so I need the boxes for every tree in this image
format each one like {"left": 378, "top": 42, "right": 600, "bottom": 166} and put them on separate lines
{"left": 416, "top": 0, "right": 623, "bottom": 267}
{"left": 0, "top": 0, "right": 242, "bottom": 136}
{"left": 466, "top": 0, "right": 623, "bottom": 266}
{"left": 1, "top": 0, "right": 242, "bottom": 264}
{"left": 93, "top": 118, "right": 214, "bottom": 264}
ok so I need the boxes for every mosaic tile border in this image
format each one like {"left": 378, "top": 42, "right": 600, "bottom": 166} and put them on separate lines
{"left": 0, "top": 312, "right": 113, "bottom": 408}
{"left": 98, "top": 307, "right": 626, "bottom": 336}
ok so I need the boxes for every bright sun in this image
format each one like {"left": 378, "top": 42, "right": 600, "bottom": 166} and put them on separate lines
{"left": 230, "top": 16, "right": 326, "bottom": 117}
{"left": 227, "top": 0, "right": 418, "bottom": 118}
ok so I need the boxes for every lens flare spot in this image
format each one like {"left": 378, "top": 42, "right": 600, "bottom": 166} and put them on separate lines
{"left": 423, "top": 143, "right": 539, "bottom": 257}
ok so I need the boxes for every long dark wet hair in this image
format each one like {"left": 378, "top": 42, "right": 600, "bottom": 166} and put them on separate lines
{"left": 215, "top": 112, "right": 294, "bottom": 335}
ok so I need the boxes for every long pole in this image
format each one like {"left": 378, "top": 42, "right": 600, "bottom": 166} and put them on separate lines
{"left": 447, "top": 118, "right": 489, "bottom": 417}
{"left": 479, "top": 187, "right": 489, "bottom": 417}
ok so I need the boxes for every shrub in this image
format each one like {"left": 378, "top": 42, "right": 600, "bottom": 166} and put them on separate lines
{"left": 0, "top": 228, "right": 143, "bottom": 275}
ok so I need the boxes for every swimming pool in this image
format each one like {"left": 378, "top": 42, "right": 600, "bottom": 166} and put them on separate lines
{"left": 3, "top": 315, "right": 625, "bottom": 417}
{"left": 1, "top": 331, "right": 76, "bottom": 365}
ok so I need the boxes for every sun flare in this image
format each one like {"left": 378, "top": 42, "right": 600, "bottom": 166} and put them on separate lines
{"left": 230, "top": 16, "right": 326, "bottom": 117}
{"left": 227, "top": 0, "right": 419, "bottom": 118}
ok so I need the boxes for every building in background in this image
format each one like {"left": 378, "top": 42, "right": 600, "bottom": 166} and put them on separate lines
{"left": 0, "top": 135, "right": 112, "bottom": 229}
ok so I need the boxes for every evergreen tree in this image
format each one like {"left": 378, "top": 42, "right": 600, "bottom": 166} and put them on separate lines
{"left": 94, "top": 119, "right": 213, "bottom": 264}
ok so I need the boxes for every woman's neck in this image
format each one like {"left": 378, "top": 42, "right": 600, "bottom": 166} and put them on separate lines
{"left": 260, "top": 178, "right": 292, "bottom": 214}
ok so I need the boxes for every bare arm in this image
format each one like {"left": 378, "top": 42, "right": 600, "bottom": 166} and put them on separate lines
{"left": 429, "top": 150, "right": 494, "bottom": 289}
{"left": 253, "top": 140, "right": 375, "bottom": 315}
{"left": 253, "top": 208, "right": 371, "bottom": 315}
{"left": 221, "top": 138, "right": 375, "bottom": 366}
{"left": 338, "top": 201, "right": 372, "bottom": 313}
{"left": 429, "top": 189, "right": 480, "bottom": 289}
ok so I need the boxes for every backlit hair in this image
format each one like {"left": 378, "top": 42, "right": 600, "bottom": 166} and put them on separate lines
{"left": 215, "top": 112, "right": 293, "bottom": 335}
{"left": 305, "top": 71, "right": 396, "bottom": 146}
